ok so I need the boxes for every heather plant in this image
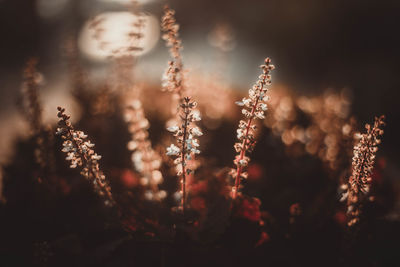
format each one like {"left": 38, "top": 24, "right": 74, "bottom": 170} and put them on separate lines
{"left": 56, "top": 107, "right": 114, "bottom": 206}
{"left": 161, "top": 5, "right": 184, "bottom": 97}
{"left": 125, "top": 98, "right": 165, "bottom": 201}
{"left": 340, "top": 115, "right": 385, "bottom": 227}
{"left": 166, "top": 97, "right": 202, "bottom": 214}
{"left": 231, "top": 58, "right": 275, "bottom": 198}
{"left": 161, "top": 5, "right": 188, "bottom": 129}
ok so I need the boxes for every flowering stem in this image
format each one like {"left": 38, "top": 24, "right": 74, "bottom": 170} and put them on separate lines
{"left": 233, "top": 96, "right": 260, "bottom": 199}
{"left": 231, "top": 58, "right": 274, "bottom": 199}
{"left": 180, "top": 109, "right": 189, "bottom": 214}
{"left": 166, "top": 97, "right": 202, "bottom": 214}
{"left": 57, "top": 107, "right": 114, "bottom": 205}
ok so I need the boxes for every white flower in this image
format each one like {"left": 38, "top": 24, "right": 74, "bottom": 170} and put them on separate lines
{"left": 65, "top": 152, "right": 75, "bottom": 161}
{"left": 238, "top": 159, "right": 248, "bottom": 167}
{"left": 62, "top": 141, "right": 74, "bottom": 152}
{"left": 167, "top": 126, "right": 179, "bottom": 132}
{"left": 56, "top": 128, "right": 64, "bottom": 135}
{"left": 84, "top": 141, "right": 95, "bottom": 148}
{"left": 191, "top": 110, "right": 201, "bottom": 122}
{"left": 340, "top": 191, "right": 349, "bottom": 202}
{"left": 192, "top": 148, "right": 200, "bottom": 154}
{"left": 237, "top": 129, "right": 244, "bottom": 139}
{"left": 255, "top": 111, "right": 265, "bottom": 119}
{"left": 166, "top": 144, "right": 180, "bottom": 156}
{"left": 258, "top": 103, "right": 268, "bottom": 111}
{"left": 92, "top": 154, "right": 102, "bottom": 161}
{"left": 191, "top": 138, "right": 200, "bottom": 147}
{"left": 242, "top": 98, "right": 252, "bottom": 107}
{"left": 191, "top": 127, "right": 203, "bottom": 136}
{"left": 235, "top": 101, "right": 244, "bottom": 106}
{"left": 78, "top": 131, "right": 88, "bottom": 139}
{"left": 242, "top": 109, "right": 250, "bottom": 117}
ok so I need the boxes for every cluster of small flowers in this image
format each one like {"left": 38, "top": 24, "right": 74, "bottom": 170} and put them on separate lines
{"left": 56, "top": 107, "right": 114, "bottom": 206}
{"left": 166, "top": 97, "right": 202, "bottom": 210}
{"left": 231, "top": 58, "right": 275, "bottom": 198}
{"left": 340, "top": 115, "right": 385, "bottom": 226}
{"left": 124, "top": 99, "right": 166, "bottom": 201}
{"left": 161, "top": 5, "right": 184, "bottom": 97}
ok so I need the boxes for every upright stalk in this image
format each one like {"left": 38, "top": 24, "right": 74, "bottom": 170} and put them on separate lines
{"left": 231, "top": 58, "right": 275, "bottom": 198}
{"left": 166, "top": 97, "right": 202, "bottom": 214}
{"left": 233, "top": 97, "right": 260, "bottom": 198}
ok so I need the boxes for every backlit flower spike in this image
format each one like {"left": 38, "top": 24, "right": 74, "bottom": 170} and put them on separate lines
{"left": 161, "top": 5, "right": 184, "bottom": 97}
{"left": 125, "top": 99, "right": 166, "bottom": 201}
{"left": 231, "top": 58, "right": 275, "bottom": 199}
{"left": 165, "top": 96, "right": 202, "bottom": 214}
{"left": 340, "top": 115, "right": 385, "bottom": 227}
{"left": 56, "top": 107, "right": 115, "bottom": 206}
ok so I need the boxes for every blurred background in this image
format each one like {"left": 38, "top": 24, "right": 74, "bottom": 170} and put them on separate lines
{"left": 0, "top": 0, "right": 399, "bottom": 162}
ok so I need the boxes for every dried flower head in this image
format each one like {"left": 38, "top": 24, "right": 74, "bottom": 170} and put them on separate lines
{"left": 161, "top": 5, "right": 185, "bottom": 99}
{"left": 125, "top": 99, "right": 166, "bottom": 201}
{"left": 231, "top": 58, "right": 275, "bottom": 198}
{"left": 56, "top": 107, "right": 114, "bottom": 206}
{"left": 340, "top": 115, "right": 385, "bottom": 227}
{"left": 166, "top": 97, "right": 202, "bottom": 213}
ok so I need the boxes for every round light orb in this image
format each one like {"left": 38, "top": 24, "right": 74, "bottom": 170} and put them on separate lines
{"left": 78, "top": 11, "right": 160, "bottom": 61}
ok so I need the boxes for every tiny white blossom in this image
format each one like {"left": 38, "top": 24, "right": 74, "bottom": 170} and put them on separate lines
{"left": 192, "top": 148, "right": 200, "bottom": 154}
{"left": 166, "top": 144, "right": 180, "bottom": 156}
{"left": 92, "top": 154, "right": 102, "bottom": 160}
{"left": 258, "top": 103, "right": 268, "bottom": 111}
{"left": 56, "top": 128, "right": 64, "bottom": 135}
{"left": 235, "top": 101, "right": 244, "bottom": 106}
{"left": 167, "top": 126, "right": 179, "bottom": 132}
{"left": 191, "top": 138, "right": 200, "bottom": 147}
{"left": 238, "top": 159, "right": 248, "bottom": 167}
{"left": 65, "top": 152, "right": 74, "bottom": 161}
{"left": 191, "top": 127, "right": 203, "bottom": 136}
{"left": 192, "top": 111, "right": 201, "bottom": 122}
